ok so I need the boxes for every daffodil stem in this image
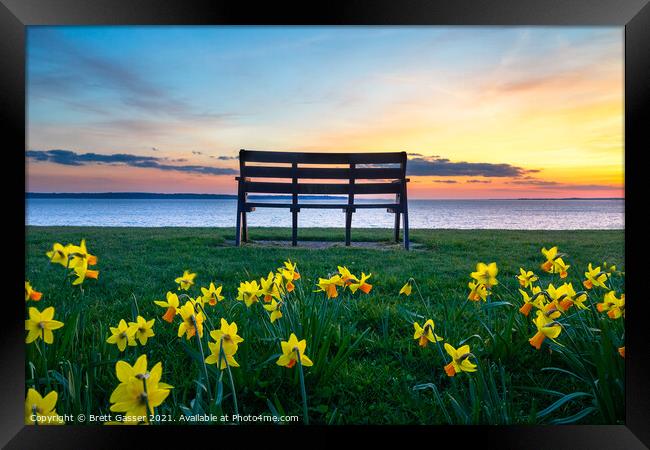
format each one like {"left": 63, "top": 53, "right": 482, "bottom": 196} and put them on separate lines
{"left": 219, "top": 341, "right": 239, "bottom": 420}
{"left": 192, "top": 316, "right": 212, "bottom": 400}
{"left": 141, "top": 376, "right": 155, "bottom": 425}
{"left": 295, "top": 349, "right": 309, "bottom": 425}
{"left": 38, "top": 336, "right": 51, "bottom": 390}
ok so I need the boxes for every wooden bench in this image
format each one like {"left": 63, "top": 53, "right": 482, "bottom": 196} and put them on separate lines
{"left": 235, "top": 149, "right": 410, "bottom": 249}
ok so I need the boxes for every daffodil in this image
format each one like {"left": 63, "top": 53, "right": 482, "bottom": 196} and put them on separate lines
{"left": 209, "top": 318, "right": 244, "bottom": 354}
{"left": 45, "top": 243, "right": 70, "bottom": 267}
{"left": 24, "top": 388, "right": 63, "bottom": 425}
{"left": 177, "top": 301, "right": 204, "bottom": 339}
{"left": 67, "top": 239, "right": 98, "bottom": 268}
{"left": 557, "top": 283, "right": 588, "bottom": 311}
{"left": 618, "top": 346, "right": 625, "bottom": 358}
{"left": 279, "top": 260, "right": 300, "bottom": 292}
{"left": 128, "top": 316, "right": 155, "bottom": 346}
{"left": 349, "top": 272, "right": 372, "bottom": 294}
{"left": 71, "top": 258, "right": 100, "bottom": 285}
{"left": 443, "top": 343, "right": 477, "bottom": 376}
{"left": 517, "top": 268, "right": 538, "bottom": 289}
{"left": 200, "top": 282, "right": 224, "bottom": 306}
{"left": 316, "top": 275, "right": 343, "bottom": 299}
{"left": 236, "top": 280, "right": 263, "bottom": 307}
{"left": 399, "top": 280, "right": 412, "bottom": 296}
{"left": 467, "top": 280, "right": 488, "bottom": 302}
{"left": 540, "top": 246, "right": 560, "bottom": 273}
{"left": 413, "top": 319, "right": 443, "bottom": 347}
{"left": 603, "top": 261, "right": 617, "bottom": 273}
{"left": 109, "top": 355, "right": 173, "bottom": 418}
{"left": 106, "top": 319, "right": 137, "bottom": 352}
{"left": 263, "top": 299, "right": 284, "bottom": 323}
{"left": 528, "top": 310, "right": 562, "bottom": 350}
{"left": 597, "top": 291, "right": 625, "bottom": 319}
{"left": 175, "top": 270, "right": 196, "bottom": 291}
{"left": 518, "top": 286, "right": 543, "bottom": 316}
{"left": 276, "top": 333, "right": 313, "bottom": 369}
{"left": 153, "top": 291, "right": 180, "bottom": 323}
{"left": 25, "top": 281, "right": 43, "bottom": 302}
{"left": 337, "top": 266, "right": 358, "bottom": 287}
{"left": 554, "top": 258, "right": 570, "bottom": 279}
{"left": 205, "top": 338, "right": 239, "bottom": 370}
{"left": 470, "top": 262, "right": 498, "bottom": 288}
{"left": 25, "top": 307, "right": 64, "bottom": 344}
{"left": 260, "top": 272, "right": 282, "bottom": 303}
{"left": 583, "top": 263, "right": 610, "bottom": 290}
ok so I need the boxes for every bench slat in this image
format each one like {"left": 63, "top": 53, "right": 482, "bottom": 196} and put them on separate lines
{"left": 246, "top": 202, "right": 401, "bottom": 210}
{"left": 241, "top": 166, "right": 403, "bottom": 180}
{"left": 241, "top": 150, "right": 405, "bottom": 164}
{"left": 243, "top": 181, "right": 402, "bottom": 195}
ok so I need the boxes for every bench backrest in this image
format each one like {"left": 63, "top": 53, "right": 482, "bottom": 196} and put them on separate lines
{"left": 238, "top": 149, "right": 407, "bottom": 196}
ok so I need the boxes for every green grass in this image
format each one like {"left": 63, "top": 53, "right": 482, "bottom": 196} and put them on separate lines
{"left": 25, "top": 226, "right": 625, "bottom": 425}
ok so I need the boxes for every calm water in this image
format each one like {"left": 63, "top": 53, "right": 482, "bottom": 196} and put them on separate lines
{"left": 25, "top": 198, "right": 624, "bottom": 229}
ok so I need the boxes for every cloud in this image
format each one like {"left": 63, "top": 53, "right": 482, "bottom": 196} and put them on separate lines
{"left": 210, "top": 155, "right": 239, "bottom": 160}
{"left": 431, "top": 179, "right": 458, "bottom": 184}
{"left": 406, "top": 155, "right": 536, "bottom": 178}
{"left": 26, "top": 149, "right": 237, "bottom": 176}
{"left": 466, "top": 179, "right": 492, "bottom": 184}
{"left": 192, "top": 151, "right": 203, "bottom": 155}
{"left": 507, "top": 178, "right": 620, "bottom": 191}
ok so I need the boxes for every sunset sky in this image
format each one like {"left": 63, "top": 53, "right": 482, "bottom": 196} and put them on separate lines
{"left": 26, "top": 26, "right": 624, "bottom": 199}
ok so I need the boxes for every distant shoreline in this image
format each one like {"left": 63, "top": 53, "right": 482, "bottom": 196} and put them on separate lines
{"left": 26, "top": 192, "right": 624, "bottom": 201}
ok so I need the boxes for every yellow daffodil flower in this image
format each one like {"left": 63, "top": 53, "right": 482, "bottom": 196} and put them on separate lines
{"left": 175, "top": 270, "right": 196, "bottom": 291}
{"left": 46, "top": 243, "right": 70, "bottom": 267}
{"left": 470, "top": 262, "right": 498, "bottom": 288}
{"left": 200, "top": 282, "right": 224, "bottom": 306}
{"left": 618, "top": 346, "right": 625, "bottom": 358}
{"left": 467, "top": 280, "right": 488, "bottom": 302}
{"left": 557, "top": 282, "right": 587, "bottom": 311}
{"left": 71, "top": 258, "right": 100, "bottom": 285}
{"left": 110, "top": 355, "right": 173, "bottom": 418}
{"left": 263, "top": 299, "right": 283, "bottom": 323}
{"left": 349, "top": 272, "right": 372, "bottom": 294}
{"left": 443, "top": 343, "right": 477, "bottom": 376}
{"left": 554, "top": 258, "right": 570, "bottom": 279}
{"left": 25, "top": 388, "right": 63, "bottom": 425}
{"left": 25, "top": 281, "right": 43, "bottom": 302}
{"left": 517, "top": 268, "right": 538, "bottom": 289}
{"left": 316, "top": 275, "right": 343, "bottom": 299}
{"left": 260, "top": 272, "right": 282, "bottom": 303}
{"left": 597, "top": 291, "right": 625, "bottom": 319}
{"left": 153, "top": 291, "right": 180, "bottom": 323}
{"left": 67, "top": 239, "right": 98, "bottom": 268}
{"left": 128, "top": 316, "right": 155, "bottom": 346}
{"left": 106, "top": 319, "right": 137, "bottom": 352}
{"left": 518, "top": 286, "right": 543, "bottom": 316}
{"left": 399, "top": 280, "right": 412, "bottom": 296}
{"left": 540, "top": 246, "right": 560, "bottom": 273}
{"left": 529, "top": 310, "right": 562, "bottom": 350}
{"left": 236, "top": 280, "right": 263, "bottom": 307}
{"left": 25, "top": 307, "right": 64, "bottom": 345}
{"left": 603, "top": 261, "right": 617, "bottom": 273}
{"left": 279, "top": 260, "right": 300, "bottom": 291}
{"left": 337, "top": 266, "right": 358, "bottom": 287}
{"left": 413, "top": 319, "right": 443, "bottom": 347}
{"left": 209, "top": 318, "right": 244, "bottom": 354}
{"left": 205, "top": 338, "right": 239, "bottom": 370}
{"left": 583, "top": 263, "right": 610, "bottom": 290}
{"left": 177, "top": 301, "right": 204, "bottom": 339}
{"left": 276, "top": 333, "right": 313, "bottom": 369}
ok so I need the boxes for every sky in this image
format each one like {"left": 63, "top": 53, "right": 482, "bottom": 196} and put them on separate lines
{"left": 26, "top": 26, "right": 624, "bottom": 199}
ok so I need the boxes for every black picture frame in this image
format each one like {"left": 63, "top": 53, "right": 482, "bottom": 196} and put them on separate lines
{"left": 4, "top": 0, "right": 648, "bottom": 448}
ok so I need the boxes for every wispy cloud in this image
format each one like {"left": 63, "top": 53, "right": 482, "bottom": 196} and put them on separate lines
{"left": 26, "top": 149, "right": 237, "bottom": 176}
{"left": 406, "top": 156, "right": 537, "bottom": 178}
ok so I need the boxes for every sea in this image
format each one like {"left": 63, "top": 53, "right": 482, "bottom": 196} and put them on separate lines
{"left": 25, "top": 198, "right": 624, "bottom": 230}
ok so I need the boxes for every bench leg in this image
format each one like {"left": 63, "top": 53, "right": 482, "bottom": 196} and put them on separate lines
{"left": 242, "top": 210, "right": 248, "bottom": 242}
{"left": 394, "top": 210, "right": 400, "bottom": 242}
{"left": 235, "top": 206, "right": 242, "bottom": 247}
{"left": 345, "top": 211, "right": 352, "bottom": 246}
{"left": 292, "top": 210, "right": 298, "bottom": 246}
{"left": 403, "top": 210, "right": 410, "bottom": 250}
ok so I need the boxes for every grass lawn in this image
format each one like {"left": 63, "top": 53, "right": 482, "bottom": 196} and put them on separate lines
{"left": 25, "top": 226, "right": 625, "bottom": 425}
